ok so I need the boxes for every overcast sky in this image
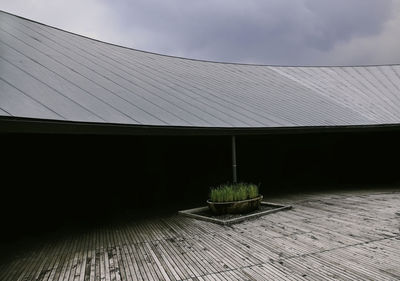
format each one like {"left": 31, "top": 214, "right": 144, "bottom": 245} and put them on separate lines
{"left": 1, "top": 0, "right": 400, "bottom": 66}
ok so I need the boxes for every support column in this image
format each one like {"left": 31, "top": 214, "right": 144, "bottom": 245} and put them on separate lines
{"left": 232, "top": 135, "right": 237, "bottom": 183}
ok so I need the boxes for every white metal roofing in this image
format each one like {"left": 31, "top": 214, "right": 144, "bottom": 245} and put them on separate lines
{"left": 1, "top": 11, "right": 400, "bottom": 129}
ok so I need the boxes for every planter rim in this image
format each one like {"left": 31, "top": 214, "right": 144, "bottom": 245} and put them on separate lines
{"left": 207, "top": 195, "right": 263, "bottom": 205}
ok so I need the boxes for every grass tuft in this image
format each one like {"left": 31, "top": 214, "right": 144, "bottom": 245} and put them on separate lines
{"left": 210, "top": 183, "right": 259, "bottom": 202}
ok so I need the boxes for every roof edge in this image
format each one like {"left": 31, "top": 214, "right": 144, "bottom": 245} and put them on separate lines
{"left": 1, "top": 9, "right": 400, "bottom": 68}
{"left": 2, "top": 116, "right": 400, "bottom": 136}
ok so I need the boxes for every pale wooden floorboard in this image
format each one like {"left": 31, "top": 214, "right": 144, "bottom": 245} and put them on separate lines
{"left": 1, "top": 188, "right": 400, "bottom": 280}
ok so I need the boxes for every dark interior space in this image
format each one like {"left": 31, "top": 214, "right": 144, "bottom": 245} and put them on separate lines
{"left": 1, "top": 128, "right": 400, "bottom": 250}
{"left": 238, "top": 130, "right": 400, "bottom": 190}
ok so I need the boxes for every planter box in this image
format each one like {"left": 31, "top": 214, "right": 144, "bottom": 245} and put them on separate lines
{"left": 207, "top": 195, "right": 263, "bottom": 215}
{"left": 179, "top": 201, "right": 292, "bottom": 226}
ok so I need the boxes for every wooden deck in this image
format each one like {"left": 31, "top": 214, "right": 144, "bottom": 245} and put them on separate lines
{"left": 1, "top": 189, "right": 400, "bottom": 280}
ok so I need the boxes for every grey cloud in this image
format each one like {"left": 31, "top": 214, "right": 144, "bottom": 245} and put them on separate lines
{"left": 2, "top": 0, "right": 398, "bottom": 65}
{"left": 102, "top": 0, "right": 396, "bottom": 65}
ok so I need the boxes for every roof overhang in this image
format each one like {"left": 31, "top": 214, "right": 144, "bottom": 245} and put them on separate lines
{"left": 2, "top": 116, "right": 400, "bottom": 136}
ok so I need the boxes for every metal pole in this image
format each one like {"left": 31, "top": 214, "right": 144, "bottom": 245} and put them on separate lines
{"left": 232, "top": 135, "right": 237, "bottom": 183}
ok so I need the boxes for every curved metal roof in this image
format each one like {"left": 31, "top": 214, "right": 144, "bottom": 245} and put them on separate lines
{"left": 1, "top": 11, "right": 400, "bottom": 131}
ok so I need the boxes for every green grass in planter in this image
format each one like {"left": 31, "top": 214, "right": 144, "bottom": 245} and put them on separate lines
{"left": 210, "top": 183, "right": 259, "bottom": 202}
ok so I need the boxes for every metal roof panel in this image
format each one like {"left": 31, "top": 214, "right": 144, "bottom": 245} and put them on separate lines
{"left": 1, "top": 11, "right": 399, "bottom": 130}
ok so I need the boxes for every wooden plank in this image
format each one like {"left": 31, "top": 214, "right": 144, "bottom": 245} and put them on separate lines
{"left": 58, "top": 233, "right": 79, "bottom": 281}
{"left": 1, "top": 189, "right": 400, "bottom": 281}
{"left": 119, "top": 225, "right": 144, "bottom": 281}
{"left": 14, "top": 242, "right": 51, "bottom": 281}
{"left": 44, "top": 235, "right": 69, "bottom": 281}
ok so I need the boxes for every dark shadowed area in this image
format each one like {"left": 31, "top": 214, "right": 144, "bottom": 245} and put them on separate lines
{"left": 2, "top": 128, "right": 400, "bottom": 256}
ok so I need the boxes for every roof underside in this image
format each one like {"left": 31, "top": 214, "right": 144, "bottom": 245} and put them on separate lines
{"left": 1, "top": 11, "right": 400, "bottom": 131}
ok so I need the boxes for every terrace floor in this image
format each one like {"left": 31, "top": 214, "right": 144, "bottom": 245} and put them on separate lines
{"left": 1, "top": 188, "right": 400, "bottom": 281}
